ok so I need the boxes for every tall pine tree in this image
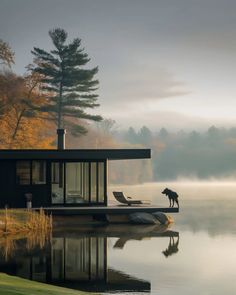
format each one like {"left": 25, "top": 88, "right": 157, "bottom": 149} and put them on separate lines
{"left": 31, "top": 28, "right": 102, "bottom": 135}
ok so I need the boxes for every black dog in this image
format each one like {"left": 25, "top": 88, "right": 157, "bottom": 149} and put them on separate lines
{"left": 162, "top": 188, "right": 179, "bottom": 208}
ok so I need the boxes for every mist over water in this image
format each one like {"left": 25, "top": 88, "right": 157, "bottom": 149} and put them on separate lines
{"left": 110, "top": 181, "right": 236, "bottom": 236}
{"left": 109, "top": 180, "right": 236, "bottom": 201}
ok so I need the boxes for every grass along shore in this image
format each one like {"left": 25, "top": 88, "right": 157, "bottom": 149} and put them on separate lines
{"left": 0, "top": 273, "right": 95, "bottom": 295}
{"left": 0, "top": 208, "right": 52, "bottom": 235}
{"left": 0, "top": 208, "right": 52, "bottom": 260}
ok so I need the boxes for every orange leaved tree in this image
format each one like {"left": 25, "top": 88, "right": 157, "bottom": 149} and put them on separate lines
{"left": 0, "top": 71, "right": 54, "bottom": 149}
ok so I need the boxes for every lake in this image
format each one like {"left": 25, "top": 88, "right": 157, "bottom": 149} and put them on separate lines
{"left": 1, "top": 182, "right": 236, "bottom": 295}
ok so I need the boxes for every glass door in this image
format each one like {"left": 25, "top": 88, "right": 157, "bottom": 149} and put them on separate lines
{"left": 51, "top": 161, "right": 105, "bottom": 205}
{"left": 66, "top": 162, "right": 89, "bottom": 204}
{"left": 90, "top": 162, "right": 97, "bottom": 203}
{"left": 51, "top": 162, "right": 64, "bottom": 204}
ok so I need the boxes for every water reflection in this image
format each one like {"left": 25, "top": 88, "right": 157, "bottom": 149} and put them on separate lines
{"left": 112, "top": 227, "right": 179, "bottom": 251}
{"left": 162, "top": 236, "right": 179, "bottom": 258}
{"left": 0, "top": 225, "right": 179, "bottom": 293}
{"left": 0, "top": 230, "right": 51, "bottom": 261}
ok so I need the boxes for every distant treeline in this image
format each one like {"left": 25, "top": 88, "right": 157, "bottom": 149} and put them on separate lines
{"left": 112, "top": 125, "right": 236, "bottom": 182}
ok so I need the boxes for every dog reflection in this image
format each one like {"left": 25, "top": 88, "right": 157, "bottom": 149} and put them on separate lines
{"left": 162, "top": 236, "right": 179, "bottom": 258}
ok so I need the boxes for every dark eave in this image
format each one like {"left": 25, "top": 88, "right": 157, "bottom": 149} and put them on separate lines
{"left": 0, "top": 149, "right": 151, "bottom": 161}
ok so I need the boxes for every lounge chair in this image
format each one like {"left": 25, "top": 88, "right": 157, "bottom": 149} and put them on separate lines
{"left": 113, "top": 191, "right": 150, "bottom": 206}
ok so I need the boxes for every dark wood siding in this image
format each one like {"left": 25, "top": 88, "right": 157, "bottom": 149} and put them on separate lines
{"left": 0, "top": 160, "right": 50, "bottom": 208}
{"left": 0, "top": 161, "right": 16, "bottom": 207}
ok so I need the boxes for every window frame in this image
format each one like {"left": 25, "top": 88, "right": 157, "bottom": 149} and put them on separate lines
{"left": 16, "top": 160, "right": 31, "bottom": 185}
{"left": 32, "top": 160, "right": 47, "bottom": 185}
{"left": 16, "top": 160, "right": 47, "bottom": 186}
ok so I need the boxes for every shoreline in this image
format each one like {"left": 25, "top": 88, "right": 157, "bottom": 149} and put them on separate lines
{"left": 0, "top": 273, "right": 95, "bottom": 295}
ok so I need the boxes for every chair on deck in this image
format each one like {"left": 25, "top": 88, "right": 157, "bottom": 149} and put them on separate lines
{"left": 113, "top": 191, "right": 150, "bottom": 206}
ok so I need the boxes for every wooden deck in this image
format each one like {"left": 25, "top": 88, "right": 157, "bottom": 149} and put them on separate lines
{"left": 39, "top": 205, "right": 179, "bottom": 216}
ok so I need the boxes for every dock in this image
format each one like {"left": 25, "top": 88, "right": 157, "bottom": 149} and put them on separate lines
{"left": 41, "top": 205, "right": 179, "bottom": 216}
{"left": 36, "top": 205, "right": 179, "bottom": 225}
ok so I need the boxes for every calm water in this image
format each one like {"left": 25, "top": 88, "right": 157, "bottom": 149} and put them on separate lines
{"left": 1, "top": 182, "right": 236, "bottom": 295}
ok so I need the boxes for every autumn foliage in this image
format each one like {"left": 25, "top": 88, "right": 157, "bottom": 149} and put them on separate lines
{"left": 0, "top": 71, "right": 54, "bottom": 149}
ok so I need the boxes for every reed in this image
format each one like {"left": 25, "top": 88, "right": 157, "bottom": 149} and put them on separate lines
{"left": 0, "top": 208, "right": 52, "bottom": 260}
{"left": 0, "top": 208, "right": 52, "bottom": 235}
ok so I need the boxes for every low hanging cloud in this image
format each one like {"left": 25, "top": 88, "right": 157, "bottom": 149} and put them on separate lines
{"left": 100, "top": 64, "right": 190, "bottom": 111}
{"left": 122, "top": 67, "right": 189, "bottom": 101}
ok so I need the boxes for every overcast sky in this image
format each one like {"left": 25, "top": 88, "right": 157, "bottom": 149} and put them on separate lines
{"left": 1, "top": 0, "right": 236, "bottom": 130}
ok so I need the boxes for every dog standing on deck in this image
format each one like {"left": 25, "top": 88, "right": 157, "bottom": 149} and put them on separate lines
{"left": 162, "top": 188, "right": 179, "bottom": 208}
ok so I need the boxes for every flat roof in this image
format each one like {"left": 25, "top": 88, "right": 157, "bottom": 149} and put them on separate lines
{"left": 0, "top": 149, "right": 151, "bottom": 160}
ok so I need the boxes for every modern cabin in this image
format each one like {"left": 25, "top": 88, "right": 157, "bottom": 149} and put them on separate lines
{"left": 0, "top": 130, "right": 151, "bottom": 208}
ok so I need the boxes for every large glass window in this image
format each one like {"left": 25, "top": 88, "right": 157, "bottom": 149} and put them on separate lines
{"left": 98, "top": 162, "right": 105, "bottom": 203}
{"left": 90, "top": 162, "right": 97, "bottom": 202}
{"left": 51, "top": 161, "right": 105, "bottom": 205}
{"left": 82, "top": 163, "right": 89, "bottom": 202}
{"left": 66, "top": 163, "right": 82, "bottom": 204}
{"left": 65, "top": 162, "right": 90, "bottom": 204}
{"left": 51, "top": 162, "right": 64, "bottom": 204}
{"left": 32, "top": 161, "right": 46, "bottom": 184}
{"left": 16, "top": 161, "right": 46, "bottom": 185}
{"left": 16, "top": 161, "right": 31, "bottom": 185}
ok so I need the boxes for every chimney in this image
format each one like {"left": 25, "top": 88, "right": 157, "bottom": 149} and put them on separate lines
{"left": 57, "top": 129, "right": 66, "bottom": 150}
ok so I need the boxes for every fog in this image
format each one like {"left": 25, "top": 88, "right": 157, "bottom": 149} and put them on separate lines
{"left": 109, "top": 181, "right": 236, "bottom": 236}
{"left": 105, "top": 125, "right": 236, "bottom": 183}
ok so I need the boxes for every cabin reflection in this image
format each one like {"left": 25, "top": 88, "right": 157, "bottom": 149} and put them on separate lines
{"left": 0, "top": 235, "right": 150, "bottom": 293}
{"left": 51, "top": 237, "right": 106, "bottom": 283}
{"left": 0, "top": 226, "right": 180, "bottom": 293}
